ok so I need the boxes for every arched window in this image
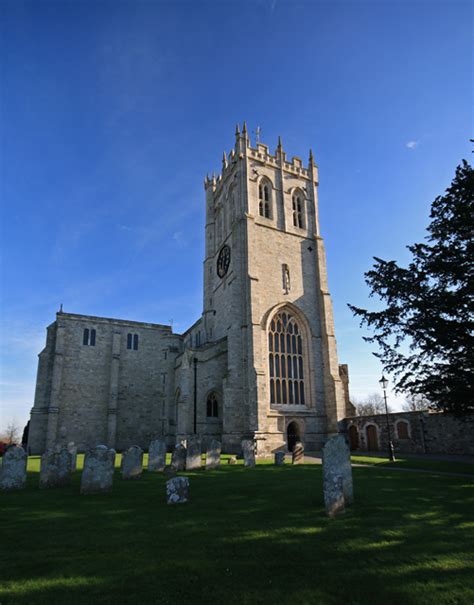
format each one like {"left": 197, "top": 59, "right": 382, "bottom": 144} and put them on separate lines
{"left": 396, "top": 420, "right": 410, "bottom": 440}
{"left": 268, "top": 310, "right": 305, "bottom": 405}
{"left": 206, "top": 392, "right": 219, "bottom": 417}
{"left": 127, "top": 333, "right": 139, "bottom": 350}
{"left": 83, "top": 328, "right": 96, "bottom": 346}
{"left": 292, "top": 191, "right": 304, "bottom": 228}
{"left": 258, "top": 180, "right": 272, "bottom": 218}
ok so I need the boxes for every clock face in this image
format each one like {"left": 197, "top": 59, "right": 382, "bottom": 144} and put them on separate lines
{"left": 217, "top": 245, "right": 231, "bottom": 278}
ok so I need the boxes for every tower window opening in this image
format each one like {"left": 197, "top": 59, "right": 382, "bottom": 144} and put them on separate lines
{"left": 292, "top": 193, "right": 304, "bottom": 228}
{"left": 259, "top": 181, "right": 271, "bottom": 218}
{"left": 206, "top": 392, "right": 219, "bottom": 418}
{"left": 269, "top": 310, "right": 305, "bottom": 405}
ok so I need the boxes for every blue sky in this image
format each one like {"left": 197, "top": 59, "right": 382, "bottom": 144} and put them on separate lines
{"left": 1, "top": 0, "right": 472, "bottom": 431}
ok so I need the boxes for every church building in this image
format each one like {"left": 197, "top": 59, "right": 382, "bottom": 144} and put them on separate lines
{"left": 28, "top": 125, "right": 353, "bottom": 455}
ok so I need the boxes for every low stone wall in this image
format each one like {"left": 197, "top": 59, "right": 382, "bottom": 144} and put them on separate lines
{"left": 343, "top": 411, "right": 474, "bottom": 456}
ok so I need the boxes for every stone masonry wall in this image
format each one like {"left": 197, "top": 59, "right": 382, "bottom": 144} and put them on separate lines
{"left": 345, "top": 411, "right": 474, "bottom": 456}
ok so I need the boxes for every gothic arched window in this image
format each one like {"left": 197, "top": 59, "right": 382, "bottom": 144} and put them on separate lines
{"left": 258, "top": 180, "right": 272, "bottom": 218}
{"left": 206, "top": 392, "right": 219, "bottom": 417}
{"left": 292, "top": 191, "right": 304, "bottom": 228}
{"left": 268, "top": 310, "right": 305, "bottom": 405}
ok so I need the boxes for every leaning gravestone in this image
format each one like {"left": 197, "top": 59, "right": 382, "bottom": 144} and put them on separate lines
{"left": 81, "top": 445, "right": 116, "bottom": 494}
{"left": 39, "top": 448, "right": 72, "bottom": 488}
{"left": 166, "top": 476, "right": 189, "bottom": 504}
{"left": 206, "top": 439, "right": 221, "bottom": 470}
{"left": 0, "top": 445, "right": 27, "bottom": 491}
{"left": 292, "top": 442, "right": 304, "bottom": 464}
{"left": 186, "top": 436, "right": 202, "bottom": 470}
{"left": 171, "top": 443, "right": 187, "bottom": 471}
{"left": 67, "top": 442, "right": 78, "bottom": 472}
{"left": 241, "top": 439, "right": 256, "bottom": 467}
{"left": 274, "top": 451, "right": 285, "bottom": 466}
{"left": 121, "top": 445, "right": 143, "bottom": 480}
{"left": 322, "top": 434, "right": 354, "bottom": 505}
{"left": 148, "top": 439, "right": 167, "bottom": 472}
{"left": 323, "top": 472, "right": 345, "bottom": 517}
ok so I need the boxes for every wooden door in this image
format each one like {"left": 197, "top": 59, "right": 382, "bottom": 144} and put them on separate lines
{"left": 366, "top": 425, "right": 379, "bottom": 451}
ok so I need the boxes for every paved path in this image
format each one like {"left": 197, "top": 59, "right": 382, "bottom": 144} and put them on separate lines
{"left": 288, "top": 452, "right": 474, "bottom": 479}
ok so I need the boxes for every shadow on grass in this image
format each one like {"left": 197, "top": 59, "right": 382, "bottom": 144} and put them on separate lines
{"left": 1, "top": 464, "right": 473, "bottom": 605}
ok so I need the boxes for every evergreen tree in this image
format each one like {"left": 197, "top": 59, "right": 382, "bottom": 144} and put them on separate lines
{"left": 349, "top": 161, "right": 474, "bottom": 414}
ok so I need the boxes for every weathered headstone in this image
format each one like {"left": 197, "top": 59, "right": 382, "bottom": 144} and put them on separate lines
{"left": 80, "top": 445, "right": 116, "bottom": 494}
{"left": 67, "top": 441, "right": 78, "bottom": 472}
{"left": 292, "top": 442, "right": 304, "bottom": 464}
{"left": 148, "top": 439, "right": 167, "bottom": 472}
{"left": 241, "top": 439, "right": 256, "bottom": 467}
{"left": 186, "top": 436, "right": 202, "bottom": 470}
{"left": 39, "top": 448, "right": 72, "bottom": 488}
{"left": 322, "top": 434, "right": 354, "bottom": 505}
{"left": 228, "top": 456, "right": 237, "bottom": 465}
{"left": 166, "top": 476, "right": 189, "bottom": 504}
{"left": 121, "top": 445, "right": 143, "bottom": 480}
{"left": 206, "top": 439, "right": 221, "bottom": 469}
{"left": 171, "top": 443, "right": 187, "bottom": 471}
{"left": 323, "top": 472, "right": 345, "bottom": 517}
{"left": 0, "top": 445, "right": 27, "bottom": 491}
{"left": 274, "top": 451, "right": 285, "bottom": 466}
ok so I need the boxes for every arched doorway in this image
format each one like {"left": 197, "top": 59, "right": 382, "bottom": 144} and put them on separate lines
{"left": 366, "top": 425, "right": 379, "bottom": 452}
{"left": 349, "top": 426, "right": 359, "bottom": 451}
{"left": 287, "top": 421, "right": 300, "bottom": 452}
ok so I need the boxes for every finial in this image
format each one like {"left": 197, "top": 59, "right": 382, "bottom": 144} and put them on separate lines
{"left": 309, "top": 148, "right": 314, "bottom": 164}
{"left": 278, "top": 135, "right": 282, "bottom": 149}
{"left": 235, "top": 123, "right": 240, "bottom": 136}
{"left": 59, "top": 303, "right": 63, "bottom": 313}
{"left": 222, "top": 150, "right": 227, "bottom": 168}
{"left": 242, "top": 121, "right": 247, "bottom": 135}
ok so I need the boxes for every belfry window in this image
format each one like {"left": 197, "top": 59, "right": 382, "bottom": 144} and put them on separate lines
{"left": 258, "top": 181, "right": 271, "bottom": 218}
{"left": 292, "top": 193, "right": 304, "bottom": 228}
{"left": 83, "top": 328, "right": 96, "bottom": 346}
{"left": 268, "top": 310, "right": 305, "bottom": 405}
{"left": 206, "top": 392, "right": 219, "bottom": 418}
{"left": 127, "top": 333, "right": 139, "bottom": 350}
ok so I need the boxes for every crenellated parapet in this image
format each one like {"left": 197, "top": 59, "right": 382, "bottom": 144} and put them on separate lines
{"left": 204, "top": 123, "right": 318, "bottom": 191}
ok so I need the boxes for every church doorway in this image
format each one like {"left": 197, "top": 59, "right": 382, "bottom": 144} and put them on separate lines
{"left": 287, "top": 421, "right": 300, "bottom": 452}
{"left": 366, "top": 425, "right": 379, "bottom": 451}
{"left": 349, "top": 426, "right": 359, "bottom": 451}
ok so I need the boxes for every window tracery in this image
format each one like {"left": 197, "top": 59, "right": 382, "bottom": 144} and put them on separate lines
{"left": 268, "top": 310, "right": 305, "bottom": 405}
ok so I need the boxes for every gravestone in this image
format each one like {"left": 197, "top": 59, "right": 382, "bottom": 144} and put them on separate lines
{"left": 39, "top": 448, "right": 72, "bottom": 488}
{"left": 166, "top": 476, "right": 189, "bottom": 504}
{"left": 0, "top": 445, "right": 27, "bottom": 491}
{"left": 121, "top": 445, "right": 143, "bottom": 480}
{"left": 67, "top": 442, "right": 78, "bottom": 472}
{"left": 241, "top": 439, "right": 256, "bottom": 467}
{"left": 274, "top": 451, "right": 285, "bottom": 466}
{"left": 171, "top": 443, "right": 187, "bottom": 471}
{"left": 292, "top": 442, "right": 304, "bottom": 464}
{"left": 206, "top": 439, "right": 221, "bottom": 469}
{"left": 228, "top": 456, "right": 237, "bottom": 465}
{"left": 148, "top": 439, "right": 167, "bottom": 472}
{"left": 322, "top": 434, "right": 354, "bottom": 505}
{"left": 323, "top": 472, "right": 345, "bottom": 517}
{"left": 186, "top": 436, "right": 202, "bottom": 470}
{"left": 81, "top": 445, "right": 116, "bottom": 494}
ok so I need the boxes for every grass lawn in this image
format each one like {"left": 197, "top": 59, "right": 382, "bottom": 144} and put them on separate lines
{"left": 1, "top": 456, "right": 473, "bottom": 605}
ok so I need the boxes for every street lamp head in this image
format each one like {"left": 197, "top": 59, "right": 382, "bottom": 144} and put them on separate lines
{"left": 379, "top": 375, "right": 389, "bottom": 390}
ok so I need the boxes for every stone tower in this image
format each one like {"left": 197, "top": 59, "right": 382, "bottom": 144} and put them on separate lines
{"left": 27, "top": 124, "right": 351, "bottom": 456}
{"left": 199, "top": 124, "right": 350, "bottom": 454}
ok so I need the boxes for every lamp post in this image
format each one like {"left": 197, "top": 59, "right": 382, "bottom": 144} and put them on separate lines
{"left": 379, "top": 375, "right": 396, "bottom": 461}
